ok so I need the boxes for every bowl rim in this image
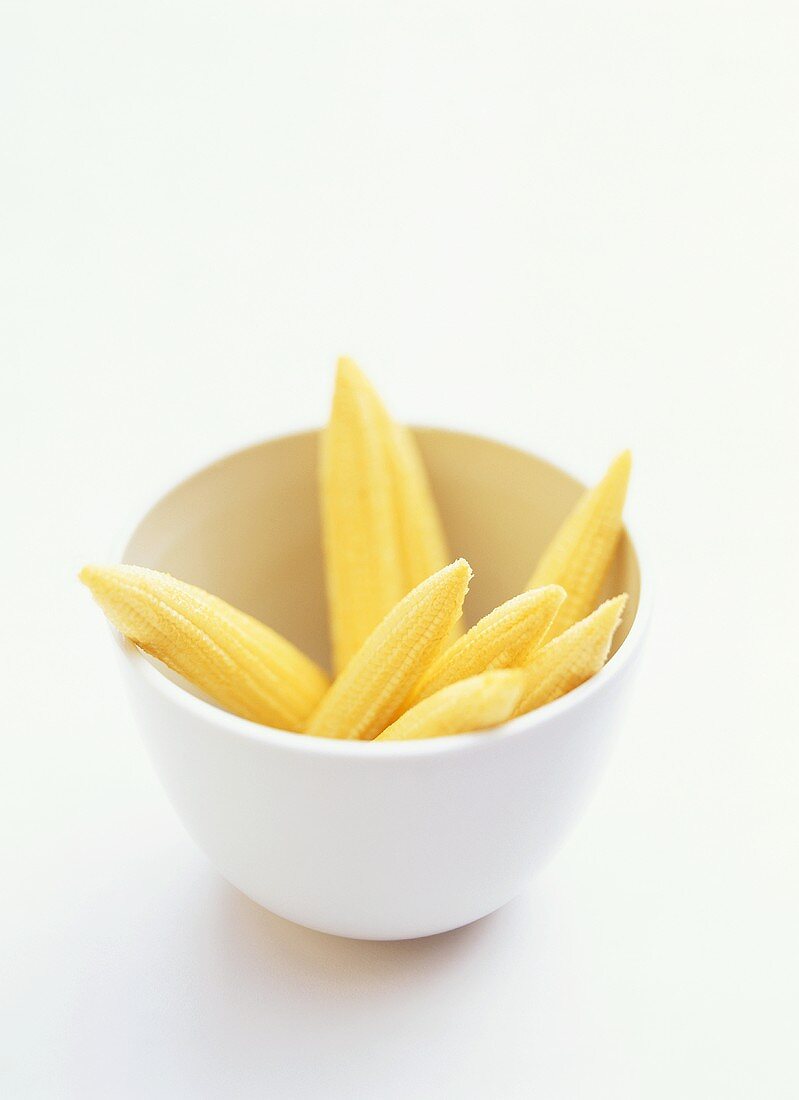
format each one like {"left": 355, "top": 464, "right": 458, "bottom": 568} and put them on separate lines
{"left": 111, "top": 424, "right": 652, "bottom": 759}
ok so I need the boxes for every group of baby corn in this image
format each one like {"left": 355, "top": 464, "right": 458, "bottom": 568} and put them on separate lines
{"left": 81, "top": 360, "right": 630, "bottom": 742}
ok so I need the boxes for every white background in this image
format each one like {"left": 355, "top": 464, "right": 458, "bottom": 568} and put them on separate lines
{"left": 2, "top": 2, "right": 797, "bottom": 1097}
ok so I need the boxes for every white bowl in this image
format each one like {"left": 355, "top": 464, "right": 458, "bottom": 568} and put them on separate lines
{"left": 115, "top": 428, "right": 649, "bottom": 940}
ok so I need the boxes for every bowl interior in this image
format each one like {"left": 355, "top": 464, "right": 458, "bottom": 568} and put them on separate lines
{"left": 122, "top": 429, "right": 641, "bottom": 684}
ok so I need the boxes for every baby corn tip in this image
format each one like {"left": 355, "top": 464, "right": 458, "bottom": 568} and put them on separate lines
{"left": 336, "top": 355, "right": 367, "bottom": 387}
{"left": 612, "top": 448, "right": 632, "bottom": 480}
{"left": 449, "top": 557, "right": 473, "bottom": 588}
{"left": 79, "top": 564, "right": 112, "bottom": 592}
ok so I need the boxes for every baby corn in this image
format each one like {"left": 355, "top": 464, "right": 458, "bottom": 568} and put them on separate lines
{"left": 407, "top": 584, "right": 565, "bottom": 706}
{"left": 377, "top": 670, "right": 524, "bottom": 742}
{"left": 307, "top": 559, "right": 471, "bottom": 740}
{"left": 80, "top": 564, "right": 329, "bottom": 731}
{"left": 514, "top": 595, "right": 627, "bottom": 717}
{"left": 320, "top": 358, "right": 404, "bottom": 673}
{"left": 527, "top": 451, "right": 631, "bottom": 637}
{"left": 389, "top": 422, "right": 450, "bottom": 592}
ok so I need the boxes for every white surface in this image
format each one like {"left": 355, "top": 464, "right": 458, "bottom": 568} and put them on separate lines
{"left": 1, "top": 1, "right": 796, "bottom": 1096}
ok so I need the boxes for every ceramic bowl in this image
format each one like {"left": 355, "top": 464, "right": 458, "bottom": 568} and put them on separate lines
{"left": 115, "top": 428, "right": 648, "bottom": 940}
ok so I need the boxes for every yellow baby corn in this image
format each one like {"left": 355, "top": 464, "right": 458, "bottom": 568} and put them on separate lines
{"left": 514, "top": 594, "right": 628, "bottom": 717}
{"left": 376, "top": 670, "right": 525, "bottom": 741}
{"left": 80, "top": 564, "right": 330, "bottom": 731}
{"left": 307, "top": 559, "right": 472, "bottom": 740}
{"left": 527, "top": 451, "right": 631, "bottom": 637}
{"left": 407, "top": 584, "right": 566, "bottom": 706}
{"left": 320, "top": 358, "right": 405, "bottom": 673}
{"left": 389, "top": 422, "right": 450, "bottom": 592}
